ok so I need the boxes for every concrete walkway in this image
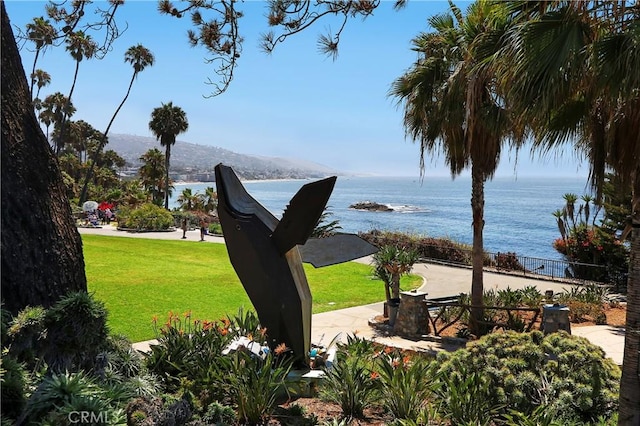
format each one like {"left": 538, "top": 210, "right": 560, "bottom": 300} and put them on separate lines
{"left": 79, "top": 225, "right": 625, "bottom": 365}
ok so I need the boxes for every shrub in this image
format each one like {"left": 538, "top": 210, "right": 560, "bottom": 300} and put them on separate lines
{"left": 118, "top": 203, "right": 174, "bottom": 231}
{"left": 359, "top": 230, "right": 472, "bottom": 265}
{"left": 374, "top": 349, "right": 431, "bottom": 420}
{"left": 320, "top": 343, "right": 379, "bottom": 419}
{"left": 0, "top": 356, "right": 28, "bottom": 421}
{"left": 223, "top": 350, "right": 292, "bottom": 424}
{"left": 202, "top": 401, "right": 236, "bottom": 425}
{"left": 22, "top": 371, "right": 105, "bottom": 424}
{"left": 432, "top": 367, "right": 502, "bottom": 425}
{"left": 42, "top": 291, "right": 110, "bottom": 373}
{"left": 145, "top": 312, "right": 234, "bottom": 396}
{"left": 432, "top": 331, "right": 620, "bottom": 423}
{"left": 495, "top": 252, "right": 526, "bottom": 271}
{"left": 6, "top": 306, "right": 46, "bottom": 368}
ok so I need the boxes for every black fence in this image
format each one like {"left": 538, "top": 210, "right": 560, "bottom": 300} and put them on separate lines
{"left": 418, "top": 246, "right": 625, "bottom": 289}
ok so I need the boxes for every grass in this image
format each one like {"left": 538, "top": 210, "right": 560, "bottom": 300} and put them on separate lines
{"left": 83, "top": 235, "right": 422, "bottom": 342}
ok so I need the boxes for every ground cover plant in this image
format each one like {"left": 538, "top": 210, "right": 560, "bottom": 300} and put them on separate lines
{"left": 82, "top": 234, "right": 422, "bottom": 342}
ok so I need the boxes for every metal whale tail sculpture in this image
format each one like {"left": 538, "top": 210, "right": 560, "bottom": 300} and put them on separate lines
{"left": 214, "top": 164, "right": 377, "bottom": 366}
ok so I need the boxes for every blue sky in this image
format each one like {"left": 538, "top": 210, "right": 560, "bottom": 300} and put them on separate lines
{"left": 6, "top": 0, "right": 587, "bottom": 178}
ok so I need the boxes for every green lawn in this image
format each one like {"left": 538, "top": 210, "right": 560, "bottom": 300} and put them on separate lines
{"left": 83, "top": 235, "right": 422, "bottom": 342}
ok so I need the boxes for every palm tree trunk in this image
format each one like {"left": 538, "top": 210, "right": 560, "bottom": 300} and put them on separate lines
{"left": 29, "top": 49, "right": 40, "bottom": 100}
{"left": 469, "top": 163, "right": 485, "bottom": 336}
{"left": 56, "top": 62, "right": 80, "bottom": 156}
{"left": 78, "top": 72, "right": 136, "bottom": 205}
{"left": 618, "top": 179, "right": 640, "bottom": 425}
{"left": 164, "top": 144, "right": 171, "bottom": 209}
{"left": 392, "top": 273, "right": 401, "bottom": 300}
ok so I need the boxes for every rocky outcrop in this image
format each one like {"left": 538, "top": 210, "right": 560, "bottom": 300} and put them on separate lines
{"left": 349, "top": 201, "right": 393, "bottom": 212}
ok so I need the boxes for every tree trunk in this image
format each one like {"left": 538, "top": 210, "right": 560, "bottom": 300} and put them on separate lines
{"left": 164, "top": 144, "right": 171, "bottom": 209}
{"left": 469, "top": 163, "right": 485, "bottom": 336}
{"left": 1, "top": 3, "right": 87, "bottom": 315}
{"left": 618, "top": 177, "right": 640, "bottom": 425}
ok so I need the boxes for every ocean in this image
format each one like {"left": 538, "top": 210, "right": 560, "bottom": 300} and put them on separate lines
{"left": 170, "top": 175, "right": 594, "bottom": 261}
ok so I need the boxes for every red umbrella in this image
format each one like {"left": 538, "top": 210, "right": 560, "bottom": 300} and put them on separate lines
{"left": 98, "top": 202, "right": 114, "bottom": 211}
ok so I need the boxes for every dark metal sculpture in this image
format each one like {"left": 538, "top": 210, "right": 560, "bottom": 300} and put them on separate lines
{"left": 214, "top": 164, "right": 377, "bottom": 366}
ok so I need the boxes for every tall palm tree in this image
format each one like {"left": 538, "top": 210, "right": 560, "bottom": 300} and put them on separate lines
{"left": 389, "top": 0, "right": 520, "bottom": 335}
{"left": 138, "top": 148, "right": 166, "bottom": 206}
{"left": 57, "top": 31, "right": 96, "bottom": 155}
{"left": 148, "top": 102, "right": 189, "bottom": 209}
{"left": 39, "top": 92, "right": 74, "bottom": 149}
{"left": 78, "top": 44, "right": 154, "bottom": 205}
{"left": 177, "top": 188, "right": 198, "bottom": 211}
{"left": 201, "top": 186, "right": 218, "bottom": 214}
{"left": 25, "top": 16, "right": 56, "bottom": 100}
{"left": 31, "top": 69, "right": 51, "bottom": 109}
{"left": 498, "top": 1, "right": 639, "bottom": 422}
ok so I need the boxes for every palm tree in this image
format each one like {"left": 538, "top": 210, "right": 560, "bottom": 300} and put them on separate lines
{"left": 389, "top": 0, "right": 521, "bottom": 335}
{"left": 39, "top": 92, "right": 75, "bottom": 149}
{"left": 177, "top": 188, "right": 198, "bottom": 211}
{"left": 55, "top": 31, "right": 96, "bottom": 156}
{"left": 499, "top": 1, "right": 639, "bottom": 422}
{"left": 31, "top": 69, "right": 51, "bottom": 110}
{"left": 78, "top": 44, "right": 154, "bottom": 205}
{"left": 25, "top": 16, "right": 56, "bottom": 100}
{"left": 148, "top": 102, "right": 189, "bottom": 209}
{"left": 138, "top": 148, "right": 166, "bottom": 206}
{"left": 201, "top": 186, "right": 218, "bottom": 213}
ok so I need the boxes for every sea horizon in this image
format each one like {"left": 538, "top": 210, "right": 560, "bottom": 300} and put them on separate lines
{"left": 171, "top": 175, "right": 594, "bottom": 261}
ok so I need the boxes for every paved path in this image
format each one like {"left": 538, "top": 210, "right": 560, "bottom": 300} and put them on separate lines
{"left": 79, "top": 225, "right": 625, "bottom": 365}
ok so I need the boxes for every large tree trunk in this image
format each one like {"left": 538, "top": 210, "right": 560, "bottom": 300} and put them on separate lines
{"left": 469, "top": 163, "right": 486, "bottom": 336}
{"left": 618, "top": 177, "right": 640, "bottom": 425}
{"left": 1, "top": 3, "right": 87, "bottom": 315}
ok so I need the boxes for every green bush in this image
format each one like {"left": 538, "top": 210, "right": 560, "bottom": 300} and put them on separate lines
{"left": 374, "top": 349, "right": 431, "bottom": 421}
{"left": 320, "top": 344, "right": 379, "bottom": 419}
{"left": 223, "top": 350, "right": 292, "bottom": 424}
{"left": 6, "top": 306, "right": 46, "bottom": 368}
{"left": 118, "top": 203, "right": 174, "bottom": 231}
{"left": 22, "top": 371, "right": 117, "bottom": 425}
{"left": 432, "top": 331, "right": 620, "bottom": 423}
{"left": 0, "top": 356, "right": 28, "bottom": 421}
{"left": 359, "top": 229, "right": 472, "bottom": 264}
{"left": 42, "top": 291, "right": 110, "bottom": 373}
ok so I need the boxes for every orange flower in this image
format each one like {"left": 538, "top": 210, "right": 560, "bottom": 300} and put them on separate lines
{"left": 183, "top": 310, "right": 192, "bottom": 319}
{"left": 384, "top": 346, "right": 393, "bottom": 354}
{"left": 152, "top": 315, "right": 158, "bottom": 324}
{"left": 370, "top": 371, "right": 379, "bottom": 379}
{"left": 274, "top": 343, "right": 289, "bottom": 355}
{"left": 259, "top": 327, "right": 268, "bottom": 337}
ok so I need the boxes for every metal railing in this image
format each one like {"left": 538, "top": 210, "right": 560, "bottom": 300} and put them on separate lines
{"left": 419, "top": 245, "right": 615, "bottom": 287}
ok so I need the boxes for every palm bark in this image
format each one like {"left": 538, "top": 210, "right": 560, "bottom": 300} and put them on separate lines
{"left": 470, "top": 162, "right": 485, "bottom": 334}
{"left": 619, "top": 176, "right": 640, "bottom": 425}
{"left": 164, "top": 143, "right": 171, "bottom": 209}
{"left": 1, "top": 3, "right": 87, "bottom": 314}
{"left": 79, "top": 70, "right": 136, "bottom": 205}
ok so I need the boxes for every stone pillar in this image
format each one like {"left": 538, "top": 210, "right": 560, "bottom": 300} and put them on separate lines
{"left": 393, "top": 290, "right": 430, "bottom": 337}
{"left": 541, "top": 304, "right": 571, "bottom": 334}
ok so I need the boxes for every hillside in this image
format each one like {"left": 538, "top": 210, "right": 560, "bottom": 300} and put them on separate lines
{"left": 107, "top": 133, "right": 340, "bottom": 181}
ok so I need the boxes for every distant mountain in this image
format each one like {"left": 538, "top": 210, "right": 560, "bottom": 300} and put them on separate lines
{"left": 107, "top": 133, "right": 340, "bottom": 181}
